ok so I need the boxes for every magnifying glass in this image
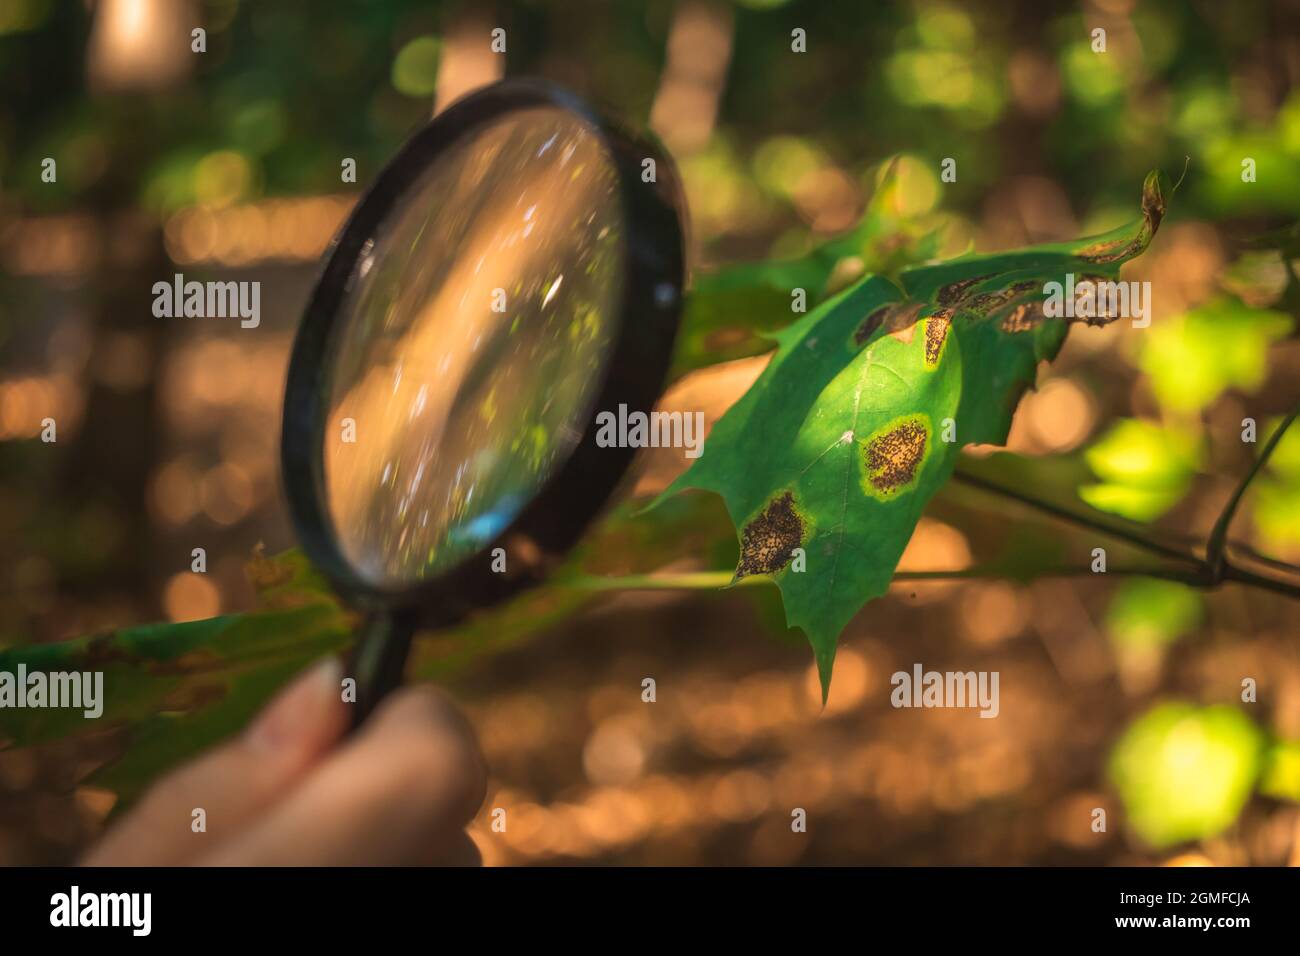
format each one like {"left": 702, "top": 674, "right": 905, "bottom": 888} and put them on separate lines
{"left": 280, "top": 80, "right": 685, "bottom": 727}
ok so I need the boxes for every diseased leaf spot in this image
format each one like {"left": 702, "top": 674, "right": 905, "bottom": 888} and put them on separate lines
{"left": 1141, "top": 170, "right": 1166, "bottom": 233}
{"left": 737, "top": 491, "right": 805, "bottom": 579}
{"left": 863, "top": 418, "right": 928, "bottom": 496}
{"left": 964, "top": 286, "right": 1031, "bottom": 316}
{"left": 937, "top": 274, "right": 992, "bottom": 306}
{"left": 703, "top": 327, "right": 755, "bottom": 351}
{"left": 1000, "top": 302, "right": 1045, "bottom": 333}
{"left": 1068, "top": 273, "right": 1125, "bottom": 325}
{"left": 853, "top": 301, "right": 923, "bottom": 348}
{"left": 1077, "top": 237, "right": 1141, "bottom": 264}
{"left": 923, "top": 310, "right": 951, "bottom": 365}
{"left": 886, "top": 302, "right": 924, "bottom": 344}
{"left": 853, "top": 305, "right": 891, "bottom": 346}
{"left": 1079, "top": 173, "right": 1165, "bottom": 263}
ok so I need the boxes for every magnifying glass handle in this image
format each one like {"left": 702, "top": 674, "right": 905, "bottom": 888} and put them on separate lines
{"left": 346, "top": 609, "right": 416, "bottom": 730}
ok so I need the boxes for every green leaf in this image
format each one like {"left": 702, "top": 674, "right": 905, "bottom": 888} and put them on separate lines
{"left": 1137, "top": 296, "right": 1293, "bottom": 414}
{"left": 1259, "top": 739, "right": 1300, "bottom": 803}
{"left": 1079, "top": 417, "right": 1201, "bottom": 521}
{"left": 1252, "top": 475, "right": 1300, "bottom": 552}
{"left": 0, "top": 602, "right": 353, "bottom": 751}
{"left": 1105, "top": 577, "right": 1202, "bottom": 650}
{"left": 391, "top": 36, "right": 441, "bottom": 97}
{"left": 87, "top": 657, "right": 313, "bottom": 805}
{"left": 1109, "top": 703, "right": 1264, "bottom": 849}
{"left": 674, "top": 157, "right": 947, "bottom": 376}
{"left": 659, "top": 171, "right": 1170, "bottom": 697}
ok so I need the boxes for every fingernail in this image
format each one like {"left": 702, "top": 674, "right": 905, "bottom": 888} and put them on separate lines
{"left": 247, "top": 656, "right": 343, "bottom": 751}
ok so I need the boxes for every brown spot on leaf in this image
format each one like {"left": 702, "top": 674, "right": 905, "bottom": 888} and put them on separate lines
{"left": 924, "top": 310, "right": 951, "bottom": 365}
{"left": 1141, "top": 169, "right": 1166, "bottom": 234}
{"left": 147, "top": 647, "right": 227, "bottom": 676}
{"left": 886, "top": 302, "right": 925, "bottom": 344}
{"left": 1080, "top": 171, "right": 1166, "bottom": 263}
{"left": 737, "top": 492, "right": 805, "bottom": 578}
{"left": 79, "top": 632, "right": 134, "bottom": 669}
{"left": 856, "top": 301, "right": 925, "bottom": 347}
{"left": 702, "top": 328, "right": 754, "bottom": 351}
{"left": 852, "top": 303, "right": 925, "bottom": 348}
{"left": 159, "top": 680, "right": 228, "bottom": 711}
{"left": 937, "top": 274, "right": 993, "bottom": 306}
{"left": 853, "top": 305, "right": 891, "bottom": 346}
{"left": 1077, "top": 237, "right": 1142, "bottom": 264}
{"left": 963, "top": 287, "right": 1028, "bottom": 315}
{"left": 1000, "top": 302, "right": 1045, "bottom": 333}
{"left": 865, "top": 419, "right": 928, "bottom": 494}
{"left": 1069, "top": 275, "right": 1125, "bottom": 326}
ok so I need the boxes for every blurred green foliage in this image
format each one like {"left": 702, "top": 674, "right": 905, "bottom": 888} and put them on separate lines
{"left": 1138, "top": 298, "right": 1293, "bottom": 414}
{"left": 1105, "top": 577, "right": 1202, "bottom": 652}
{"left": 4, "top": 0, "right": 1299, "bottom": 239}
{"left": 391, "top": 35, "right": 442, "bottom": 97}
{"left": 1260, "top": 739, "right": 1300, "bottom": 803}
{"left": 1080, "top": 418, "right": 1201, "bottom": 522}
{"left": 1253, "top": 416, "right": 1300, "bottom": 552}
{"left": 1110, "top": 703, "right": 1264, "bottom": 849}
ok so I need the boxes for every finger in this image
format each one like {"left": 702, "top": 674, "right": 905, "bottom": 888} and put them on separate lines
{"left": 199, "top": 685, "right": 486, "bottom": 866}
{"left": 427, "top": 829, "right": 483, "bottom": 867}
{"left": 82, "top": 656, "right": 348, "bottom": 866}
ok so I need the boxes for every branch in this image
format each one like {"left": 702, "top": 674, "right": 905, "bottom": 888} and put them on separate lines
{"left": 951, "top": 467, "right": 1202, "bottom": 567}
{"left": 588, "top": 437, "right": 1300, "bottom": 600}
{"left": 951, "top": 460, "right": 1300, "bottom": 600}
{"left": 560, "top": 563, "right": 1210, "bottom": 593}
{"left": 1220, "top": 561, "right": 1300, "bottom": 600}
{"left": 1206, "top": 404, "right": 1299, "bottom": 581}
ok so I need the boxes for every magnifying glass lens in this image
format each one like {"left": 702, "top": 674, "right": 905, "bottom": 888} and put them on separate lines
{"left": 322, "top": 107, "right": 624, "bottom": 587}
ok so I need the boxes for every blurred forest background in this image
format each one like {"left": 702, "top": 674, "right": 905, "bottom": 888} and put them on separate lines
{"left": 2, "top": 0, "right": 1300, "bottom": 865}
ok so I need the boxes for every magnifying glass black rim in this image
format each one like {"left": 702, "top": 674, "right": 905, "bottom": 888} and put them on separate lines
{"left": 281, "top": 78, "right": 686, "bottom": 625}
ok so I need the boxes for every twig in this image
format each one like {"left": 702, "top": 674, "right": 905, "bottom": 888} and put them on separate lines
{"left": 952, "top": 456, "right": 1300, "bottom": 600}
{"left": 1206, "top": 405, "right": 1299, "bottom": 581}
{"left": 951, "top": 467, "right": 1203, "bottom": 567}
{"left": 560, "top": 563, "right": 1210, "bottom": 593}
{"left": 583, "top": 422, "right": 1300, "bottom": 600}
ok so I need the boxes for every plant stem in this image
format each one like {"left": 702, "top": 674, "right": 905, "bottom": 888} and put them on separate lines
{"left": 1221, "top": 562, "right": 1300, "bottom": 600}
{"left": 951, "top": 466, "right": 1201, "bottom": 567}
{"left": 560, "top": 564, "right": 1208, "bottom": 592}
{"left": 1206, "top": 404, "right": 1299, "bottom": 580}
{"left": 951, "top": 460, "right": 1300, "bottom": 600}
{"left": 566, "top": 448, "right": 1300, "bottom": 599}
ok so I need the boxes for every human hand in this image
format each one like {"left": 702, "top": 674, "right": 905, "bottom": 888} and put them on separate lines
{"left": 83, "top": 658, "right": 487, "bottom": 866}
